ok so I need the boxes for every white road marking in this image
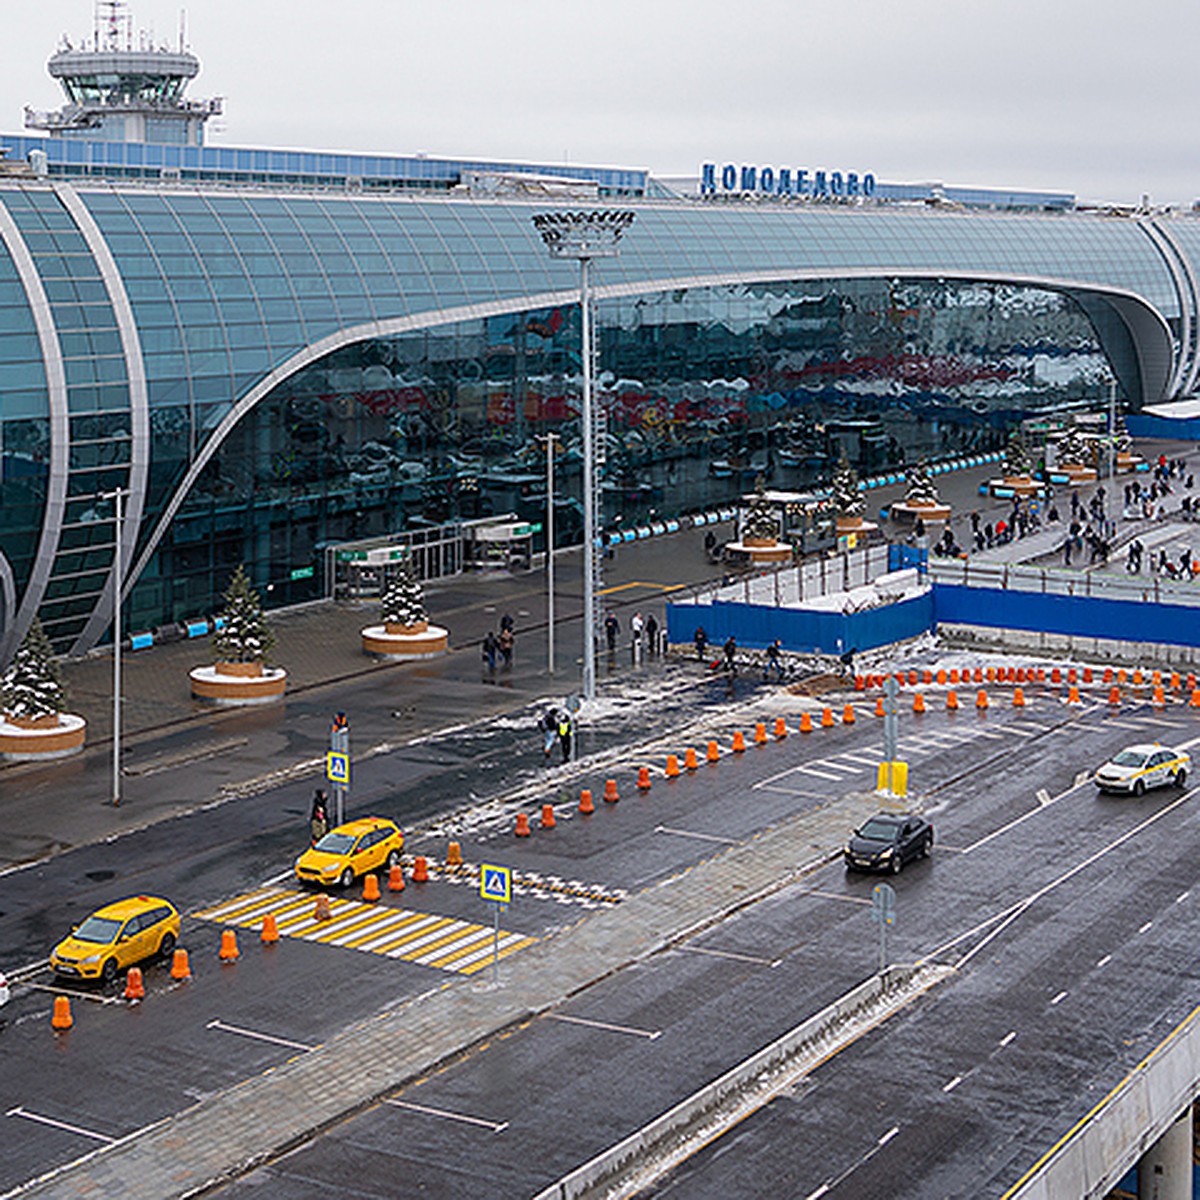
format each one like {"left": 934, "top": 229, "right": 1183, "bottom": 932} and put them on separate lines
{"left": 1139, "top": 921, "right": 1153, "bottom": 934}
{"left": 942, "top": 1076, "right": 962, "bottom": 1093}
{"left": 6, "top": 1106, "right": 115, "bottom": 1143}
{"left": 1050, "top": 991, "right": 1068, "bottom": 1006}
{"left": 206, "top": 1019, "right": 314, "bottom": 1052}
{"left": 547, "top": 1013, "right": 662, "bottom": 1040}
{"left": 799, "top": 889, "right": 873, "bottom": 906}
{"left": 879, "top": 1125, "right": 900, "bottom": 1145}
{"left": 1176, "top": 733, "right": 1200, "bottom": 750}
{"left": 1096, "top": 955, "right": 1112, "bottom": 969}
{"left": 792, "top": 765, "right": 845, "bottom": 781}
{"left": 805, "top": 1186, "right": 830, "bottom": 1200}
{"left": 678, "top": 945, "right": 783, "bottom": 968}
{"left": 1035, "top": 789, "right": 1051, "bottom": 806}
{"left": 999, "top": 1031, "right": 1017, "bottom": 1047}
{"left": 833, "top": 752, "right": 882, "bottom": 766}
{"left": 385, "top": 1098, "right": 507, "bottom": 1133}
{"left": 24, "top": 982, "right": 118, "bottom": 1005}
{"left": 962, "top": 775, "right": 1093, "bottom": 854}
{"left": 654, "top": 826, "right": 738, "bottom": 845}
{"left": 1176, "top": 892, "right": 1190, "bottom": 904}
{"left": 260, "top": 868, "right": 295, "bottom": 886}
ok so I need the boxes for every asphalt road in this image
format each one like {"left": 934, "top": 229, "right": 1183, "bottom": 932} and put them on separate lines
{"left": 5, "top": 662, "right": 1194, "bottom": 1197}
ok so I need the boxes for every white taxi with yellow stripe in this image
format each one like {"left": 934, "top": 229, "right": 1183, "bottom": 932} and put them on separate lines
{"left": 1094, "top": 743, "right": 1190, "bottom": 795}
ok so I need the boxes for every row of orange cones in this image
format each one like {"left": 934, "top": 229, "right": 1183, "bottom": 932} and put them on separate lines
{"left": 859, "top": 666, "right": 1199, "bottom": 690}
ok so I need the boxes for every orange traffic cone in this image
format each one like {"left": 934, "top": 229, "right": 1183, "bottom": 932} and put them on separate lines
{"left": 539, "top": 803, "right": 557, "bottom": 829}
{"left": 1067, "top": 668, "right": 1077, "bottom": 684}
{"left": 986, "top": 666, "right": 996, "bottom": 683}
{"left": 362, "top": 874, "right": 381, "bottom": 902}
{"left": 731, "top": 730, "right": 746, "bottom": 753}
{"left": 855, "top": 675, "right": 866, "bottom": 691}
{"left": 637, "top": 765, "right": 652, "bottom": 790}
{"left": 799, "top": 712, "right": 813, "bottom": 733}
{"left": 1132, "top": 669, "right": 1143, "bottom": 685}
{"left": 907, "top": 669, "right": 919, "bottom": 685}
{"left": 1117, "top": 669, "right": 1128, "bottom": 685}
{"left": 936, "top": 669, "right": 947, "bottom": 685}
{"left": 1104, "top": 667, "right": 1115, "bottom": 684}
{"left": 912, "top": 693, "right": 926, "bottom": 714}
{"left": 313, "top": 894, "right": 332, "bottom": 921}
{"left": 821, "top": 707, "right": 835, "bottom": 728}
{"left": 1035, "top": 667, "right": 1046, "bottom": 683}
{"left": 665, "top": 754, "right": 680, "bottom": 779}
{"left": 843, "top": 704, "right": 856, "bottom": 725}
{"left": 446, "top": 842, "right": 463, "bottom": 867}
{"left": 773, "top": 717, "right": 788, "bottom": 739}
{"left": 1190, "top": 689, "right": 1200, "bottom": 709}
{"left": 754, "top": 722, "right": 768, "bottom": 745}
{"left": 515, "top": 812, "right": 532, "bottom": 837}
{"left": 976, "top": 689, "right": 989, "bottom": 710}
{"left": 1083, "top": 667, "right": 1094, "bottom": 683}
{"left": 605, "top": 777, "right": 621, "bottom": 802}
{"left": 1153, "top": 686, "right": 1165, "bottom": 707}
{"left": 1171, "top": 672, "right": 1181, "bottom": 691}
{"left": 874, "top": 697, "right": 885, "bottom": 717}
{"left": 1067, "top": 686, "right": 1081, "bottom": 705}
{"left": 922, "top": 670, "right": 933, "bottom": 685}
{"left": 579, "top": 787, "right": 596, "bottom": 813}
{"left": 51, "top": 996, "right": 73, "bottom": 1031}
{"left": 124, "top": 966, "right": 145, "bottom": 1001}
{"left": 387, "top": 863, "right": 406, "bottom": 892}
{"left": 685, "top": 747, "right": 699, "bottom": 770}
{"left": 1013, "top": 687, "right": 1026, "bottom": 708}
{"left": 412, "top": 856, "right": 430, "bottom": 883}
{"left": 949, "top": 668, "right": 960, "bottom": 683}
{"left": 219, "top": 929, "right": 240, "bottom": 960}
{"left": 1014, "top": 668, "right": 1025, "bottom": 684}
{"left": 706, "top": 741, "right": 720, "bottom": 762}
{"left": 170, "top": 947, "right": 192, "bottom": 980}
{"left": 1152, "top": 670, "right": 1162, "bottom": 687}
{"left": 1189, "top": 673, "right": 1198, "bottom": 692}
{"left": 1051, "top": 667, "right": 1061, "bottom": 684}
{"left": 946, "top": 690, "right": 959, "bottom": 710}
{"left": 1108, "top": 686, "right": 1121, "bottom": 706}
{"left": 974, "top": 667, "right": 984, "bottom": 683}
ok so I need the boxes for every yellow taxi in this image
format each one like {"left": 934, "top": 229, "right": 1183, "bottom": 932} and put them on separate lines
{"left": 295, "top": 816, "right": 405, "bottom": 888}
{"left": 50, "top": 895, "right": 181, "bottom": 985}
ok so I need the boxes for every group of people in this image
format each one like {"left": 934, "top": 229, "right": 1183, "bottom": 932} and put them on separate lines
{"left": 605, "top": 610, "right": 661, "bottom": 658}
{"left": 481, "top": 613, "right": 516, "bottom": 674}
{"left": 539, "top": 705, "right": 574, "bottom": 763}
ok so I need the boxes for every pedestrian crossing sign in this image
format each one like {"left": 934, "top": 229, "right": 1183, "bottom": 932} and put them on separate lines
{"left": 479, "top": 863, "right": 511, "bottom": 905}
{"left": 325, "top": 751, "right": 350, "bottom": 785}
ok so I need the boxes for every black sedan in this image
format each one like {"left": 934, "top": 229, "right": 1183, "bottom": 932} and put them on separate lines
{"left": 844, "top": 812, "right": 933, "bottom": 874}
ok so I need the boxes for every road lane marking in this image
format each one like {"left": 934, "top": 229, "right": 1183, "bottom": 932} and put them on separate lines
{"left": 384, "top": 1098, "right": 508, "bottom": 1133}
{"left": 655, "top": 826, "right": 739, "bottom": 845}
{"left": 1177, "top": 892, "right": 1190, "bottom": 904}
{"left": 942, "top": 1076, "right": 962, "bottom": 1093}
{"left": 206, "top": 1020, "right": 314, "bottom": 1052}
{"left": 547, "top": 1013, "right": 662, "bottom": 1040}
{"left": 1139, "top": 921, "right": 1153, "bottom": 934}
{"left": 792, "top": 765, "right": 845, "bottom": 780}
{"left": 962, "top": 775, "right": 1093, "bottom": 854}
{"left": 678, "top": 945, "right": 783, "bottom": 967}
{"left": 999, "top": 1031, "right": 1017, "bottom": 1047}
{"left": 798, "top": 889, "right": 873, "bottom": 906}
{"left": 879, "top": 1126, "right": 900, "bottom": 1145}
{"left": 1096, "top": 955, "right": 1112, "bottom": 968}
{"left": 6, "top": 1107, "right": 115, "bottom": 1143}
{"left": 1050, "top": 991, "right": 1068, "bottom": 1006}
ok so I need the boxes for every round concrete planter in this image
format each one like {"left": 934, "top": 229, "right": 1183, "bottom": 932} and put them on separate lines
{"left": 190, "top": 662, "right": 287, "bottom": 705}
{"left": 836, "top": 516, "right": 878, "bottom": 535}
{"left": 890, "top": 500, "right": 951, "bottom": 523}
{"left": 361, "top": 623, "right": 449, "bottom": 660}
{"left": 0, "top": 711, "right": 87, "bottom": 761}
{"left": 725, "top": 539, "right": 792, "bottom": 564}
{"left": 988, "top": 475, "right": 1044, "bottom": 498}
{"left": 1058, "top": 463, "right": 1097, "bottom": 483}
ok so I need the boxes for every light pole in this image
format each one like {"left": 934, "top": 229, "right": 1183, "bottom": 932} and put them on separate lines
{"left": 537, "top": 432, "right": 560, "bottom": 675}
{"left": 100, "top": 486, "right": 130, "bottom": 807}
{"left": 532, "top": 210, "right": 635, "bottom": 702}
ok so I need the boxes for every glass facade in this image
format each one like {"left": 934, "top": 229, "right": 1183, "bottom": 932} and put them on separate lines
{"left": 0, "top": 175, "right": 1196, "bottom": 656}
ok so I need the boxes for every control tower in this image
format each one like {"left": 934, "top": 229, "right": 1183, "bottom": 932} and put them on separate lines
{"left": 24, "top": 1, "right": 221, "bottom": 145}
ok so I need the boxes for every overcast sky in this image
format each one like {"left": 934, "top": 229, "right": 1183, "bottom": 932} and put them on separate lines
{"left": 4, "top": 0, "right": 1199, "bottom": 206}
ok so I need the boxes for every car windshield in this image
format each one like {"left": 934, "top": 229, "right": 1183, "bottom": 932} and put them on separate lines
{"left": 314, "top": 832, "right": 356, "bottom": 855}
{"left": 72, "top": 915, "right": 122, "bottom": 944}
{"left": 858, "top": 819, "right": 900, "bottom": 842}
{"left": 1111, "top": 751, "right": 1148, "bottom": 767}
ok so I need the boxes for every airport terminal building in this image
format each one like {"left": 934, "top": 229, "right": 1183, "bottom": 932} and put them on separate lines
{"left": 2, "top": 12, "right": 1200, "bottom": 661}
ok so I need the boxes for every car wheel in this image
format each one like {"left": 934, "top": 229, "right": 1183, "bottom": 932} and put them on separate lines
{"left": 101, "top": 958, "right": 119, "bottom": 986}
{"left": 890, "top": 855, "right": 903, "bottom": 875}
{"left": 387, "top": 849, "right": 401, "bottom": 868}
{"left": 340, "top": 867, "right": 355, "bottom": 888}
{"left": 159, "top": 932, "right": 176, "bottom": 961}
{"left": 921, "top": 835, "right": 933, "bottom": 858}
{"left": 1175, "top": 769, "right": 1188, "bottom": 789}
{"left": 1133, "top": 778, "right": 1145, "bottom": 797}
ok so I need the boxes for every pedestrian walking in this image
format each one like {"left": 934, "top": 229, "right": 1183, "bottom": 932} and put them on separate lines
{"left": 605, "top": 612, "right": 619, "bottom": 653}
{"left": 540, "top": 707, "right": 559, "bottom": 761}
{"left": 694, "top": 625, "right": 709, "bottom": 662}
{"left": 310, "top": 790, "right": 329, "bottom": 845}
{"left": 723, "top": 635, "right": 738, "bottom": 675}
{"left": 765, "top": 638, "right": 784, "bottom": 682}
{"left": 482, "top": 630, "right": 498, "bottom": 675}
{"left": 645, "top": 613, "right": 659, "bottom": 655}
{"left": 557, "top": 708, "right": 573, "bottom": 762}
{"left": 630, "top": 611, "right": 645, "bottom": 659}
{"left": 498, "top": 625, "right": 514, "bottom": 669}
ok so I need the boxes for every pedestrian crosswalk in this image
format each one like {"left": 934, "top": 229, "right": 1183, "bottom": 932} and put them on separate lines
{"left": 193, "top": 886, "right": 537, "bottom": 976}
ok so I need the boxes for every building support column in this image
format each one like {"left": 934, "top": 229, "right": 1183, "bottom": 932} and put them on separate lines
{"left": 1138, "top": 1103, "right": 1192, "bottom": 1200}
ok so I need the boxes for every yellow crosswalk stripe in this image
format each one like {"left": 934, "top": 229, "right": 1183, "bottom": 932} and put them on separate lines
{"left": 193, "top": 886, "right": 535, "bottom": 973}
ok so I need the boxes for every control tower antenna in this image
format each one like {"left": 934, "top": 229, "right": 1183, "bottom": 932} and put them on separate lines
{"left": 94, "top": 0, "right": 132, "bottom": 53}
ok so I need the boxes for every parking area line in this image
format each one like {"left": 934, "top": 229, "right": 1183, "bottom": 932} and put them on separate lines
{"left": 206, "top": 1019, "right": 314, "bottom": 1052}
{"left": 547, "top": 1013, "right": 662, "bottom": 1040}
{"left": 6, "top": 1106, "right": 115, "bottom": 1144}
{"left": 677, "top": 945, "right": 783, "bottom": 968}
{"left": 655, "top": 826, "right": 739, "bottom": 845}
{"left": 385, "top": 1098, "right": 508, "bottom": 1133}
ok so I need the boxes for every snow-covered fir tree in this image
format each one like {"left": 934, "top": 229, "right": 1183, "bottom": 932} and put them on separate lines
{"left": 903, "top": 460, "right": 941, "bottom": 507}
{"left": 741, "top": 476, "right": 779, "bottom": 542}
{"left": 380, "top": 559, "right": 427, "bottom": 627}
{"left": 1114, "top": 414, "right": 1133, "bottom": 456}
{"left": 1055, "top": 422, "right": 1089, "bottom": 466}
{"left": 213, "top": 564, "right": 276, "bottom": 664}
{"left": 2, "top": 617, "right": 66, "bottom": 720}
{"left": 831, "top": 452, "right": 865, "bottom": 520}
{"left": 1002, "top": 430, "right": 1032, "bottom": 478}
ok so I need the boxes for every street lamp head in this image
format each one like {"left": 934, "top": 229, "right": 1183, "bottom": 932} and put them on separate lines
{"left": 532, "top": 209, "right": 636, "bottom": 260}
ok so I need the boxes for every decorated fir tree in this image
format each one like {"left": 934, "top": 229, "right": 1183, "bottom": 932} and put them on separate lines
{"left": 1002, "top": 429, "right": 1032, "bottom": 478}
{"left": 1055, "top": 422, "right": 1088, "bottom": 467}
{"left": 213, "top": 564, "right": 276, "bottom": 666}
{"left": 742, "top": 476, "right": 779, "bottom": 544}
{"left": 831, "top": 452, "right": 865, "bottom": 522}
{"left": 1114, "top": 414, "right": 1133, "bottom": 457}
{"left": 903, "top": 460, "right": 942, "bottom": 508}
{"left": 380, "top": 559, "right": 428, "bottom": 631}
{"left": 1, "top": 617, "right": 66, "bottom": 722}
